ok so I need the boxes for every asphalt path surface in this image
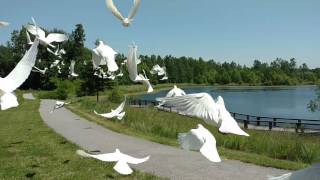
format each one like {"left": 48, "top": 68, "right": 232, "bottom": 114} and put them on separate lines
{"left": 39, "top": 99, "right": 289, "bottom": 180}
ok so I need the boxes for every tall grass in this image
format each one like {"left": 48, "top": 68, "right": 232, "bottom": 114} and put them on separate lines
{"left": 71, "top": 96, "right": 320, "bottom": 166}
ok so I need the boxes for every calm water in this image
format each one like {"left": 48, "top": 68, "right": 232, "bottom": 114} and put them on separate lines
{"left": 139, "top": 86, "right": 320, "bottom": 120}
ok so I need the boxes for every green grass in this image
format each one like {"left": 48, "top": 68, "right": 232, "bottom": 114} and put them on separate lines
{"left": 68, "top": 95, "right": 320, "bottom": 170}
{"left": 0, "top": 94, "right": 165, "bottom": 180}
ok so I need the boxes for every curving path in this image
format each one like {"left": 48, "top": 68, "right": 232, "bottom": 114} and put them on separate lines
{"left": 39, "top": 99, "right": 289, "bottom": 180}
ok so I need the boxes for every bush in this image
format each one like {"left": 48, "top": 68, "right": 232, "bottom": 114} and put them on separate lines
{"left": 108, "top": 88, "right": 124, "bottom": 103}
{"left": 38, "top": 78, "right": 83, "bottom": 100}
{"left": 55, "top": 83, "right": 68, "bottom": 100}
{"left": 38, "top": 91, "right": 65, "bottom": 100}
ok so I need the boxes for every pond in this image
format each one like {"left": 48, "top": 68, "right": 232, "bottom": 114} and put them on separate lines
{"left": 138, "top": 86, "right": 320, "bottom": 120}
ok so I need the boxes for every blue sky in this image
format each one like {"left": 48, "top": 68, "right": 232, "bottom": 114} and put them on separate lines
{"left": 1, "top": 0, "right": 319, "bottom": 68}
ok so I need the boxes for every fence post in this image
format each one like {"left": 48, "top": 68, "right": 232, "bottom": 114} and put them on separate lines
{"left": 257, "top": 117, "right": 260, "bottom": 126}
{"left": 273, "top": 118, "right": 277, "bottom": 127}
{"left": 138, "top": 99, "right": 141, "bottom": 107}
{"left": 268, "top": 122, "right": 272, "bottom": 130}
{"left": 244, "top": 120, "right": 248, "bottom": 129}
{"left": 296, "top": 120, "right": 301, "bottom": 133}
{"left": 244, "top": 116, "right": 248, "bottom": 129}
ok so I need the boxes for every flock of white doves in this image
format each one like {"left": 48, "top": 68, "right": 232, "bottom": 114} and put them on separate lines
{"left": 1, "top": 1, "right": 316, "bottom": 179}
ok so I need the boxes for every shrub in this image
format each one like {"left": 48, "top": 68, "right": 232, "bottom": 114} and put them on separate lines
{"left": 108, "top": 88, "right": 124, "bottom": 103}
{"left": 43, "top": 78, "right": 83, "bottom": 100}
{"left": 55, "top": 83, "right": 68, "bottom": 100}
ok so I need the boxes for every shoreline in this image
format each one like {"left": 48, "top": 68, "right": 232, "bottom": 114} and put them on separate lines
{"left": 125, "top": 83, "right": 317, "bottom": 96}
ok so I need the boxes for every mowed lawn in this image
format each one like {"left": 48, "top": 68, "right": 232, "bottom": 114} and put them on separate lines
{"left": 0, "top": 96, "right": 164, "bottom": 180}
{"left": 68, "top": 95, "right": 320, "bottom": 171}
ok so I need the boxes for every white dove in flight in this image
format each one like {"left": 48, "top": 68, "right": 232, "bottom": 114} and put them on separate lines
{"left": 26, "top": 30, "right": 34, "bottom": 45}
{"left": 105, "top": 0, "right": 141, "bottom": 27}
{"left": 166, "top": 85, "right": 186, "bottom": 97}
{"left": 126, "top": 43, "right": 153, "bottom": 93}
{"left": 92, "top": 41, "right": 119, "bottom": 73}
{"left": 69, "top": 60, "right": 78, "bottom": 77}
{"left": 57, "top": 65, "right": 62, "bottom": 74}
{"left": 50, "top": 60, "right": 61, "bottom": 68}
{"left": 50, "top": 100, "right": 70, "bottom": 113}
{"left": 268, "top": 163, "right": 320, "bottom": 180}
{"left": 150, "top": 64, "right": 165, "bottom": 76}
{"left": 0, "top": 39, "right": 39, "bottom": 110}
{"left": 157, "top": 93, "right": 249, "bottom": 136}
{"left": 47, "top": 44, "right": 66, "bottom": 58}
{"left": 77, "top": 148, "right": 150, "bottom": 175}
{"left": 159, "top": 66, "right": 168, "bottom": 81}
{"left": 94, "top": 97, "right": 126, "bottom": 120}
{"left": 26, "top": 18, "right": 68, "bottom": 48}
{"left": 179, "top": 124, "right": 221, "bottom": 162}
{"left": 151, "top": 65, "right": 168, "bottom": 80}
{"left": 32, "top": 66, "right": 48, "bottom": 75}
{"left": 0, "top": 21, "right": 9, "bottom": 27}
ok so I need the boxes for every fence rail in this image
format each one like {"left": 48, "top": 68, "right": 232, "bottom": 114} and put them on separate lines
{"left": 128, "top": 98, "right": 320, "bottom": 133}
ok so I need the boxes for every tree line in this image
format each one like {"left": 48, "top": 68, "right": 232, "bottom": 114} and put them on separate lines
{"left": 1, "top": 24, "right": 319, "bottom": 96}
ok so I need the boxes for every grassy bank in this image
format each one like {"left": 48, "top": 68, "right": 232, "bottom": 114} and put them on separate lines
{"left": 68, "top": 95, "right": 320, "bottom": 170}
{"left": 0, "top": 94, "right": 164, "bottom": 180}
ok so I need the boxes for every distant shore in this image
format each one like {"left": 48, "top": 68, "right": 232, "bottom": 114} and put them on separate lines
{"left": 122, "top": 83, "right": 317, "bottom": 96}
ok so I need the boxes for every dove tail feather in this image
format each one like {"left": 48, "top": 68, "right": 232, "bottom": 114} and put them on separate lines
{"left": 267, "top": 173, "right": 292, "bottom": 180}
{"left": 0, "top": 92, "right": 19, "bottom": 110}
{"left": 94, "top": 110, "right": 99, "bottom": 115}
{"left": 113, "top": 161, "right": 133, "bottom": 175}
{"left": 117, "top": 112, "right": 126, "bottom": 120}
{"left": 76, "top": 150, "right": 92, "bottom": 158}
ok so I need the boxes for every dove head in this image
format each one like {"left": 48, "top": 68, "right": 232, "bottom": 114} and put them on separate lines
{"left": 98, "top": 40, "right": 104, "bottom": 46}
{"left": 174, "top": 85, "right": 177, "bottom": 89}
{"left": 216, "top": 96, "right": 225, "bottom": 105}
{"left": 197, "top": 124, "right": 204, "bottom": 129}
{"left": 122, "top": 18, "right": 131, "bottom": 27}
{"left": 115, "top": 149, "right": 120, "bottom": 153}
{"left": 131, "top": 41, "right": 138, "bottom": 49}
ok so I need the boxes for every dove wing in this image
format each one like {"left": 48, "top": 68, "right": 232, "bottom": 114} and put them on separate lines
{"left": 26, "top": 25, "right": 45, "bottom": 39}
{"left": 46, "top": 33, "right": 68, "bottom": 43}
{"left": 113, "top": 98, "right": 126, "bottom": 114}
{"left": 105, "top": 0, "right": 125, "bottom": 21}
{"left": 126, "top": 45, "right": 139, "bottom": 81}
{"left": 121, "top": 153, "right": 150, "bottom": 165}
{"left": 157, "top": 93, "right": 220, "bottom": 125}
{"left": 128, "top": 0, "right": 141, "bottom": 19}
{"left": 0, "top": 39, "right": 39, "bottom": 93}
{"left": 113, "top": 160, "right": 133, "bottom": 175}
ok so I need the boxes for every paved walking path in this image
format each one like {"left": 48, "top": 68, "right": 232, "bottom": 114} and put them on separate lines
{"left": 39, "top": 99, "right": 289, "bottom": 180}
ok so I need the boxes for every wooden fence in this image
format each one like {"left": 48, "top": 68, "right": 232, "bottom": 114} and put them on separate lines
{"left": 128, "top": 98, "right": 320, "bottom": 133}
